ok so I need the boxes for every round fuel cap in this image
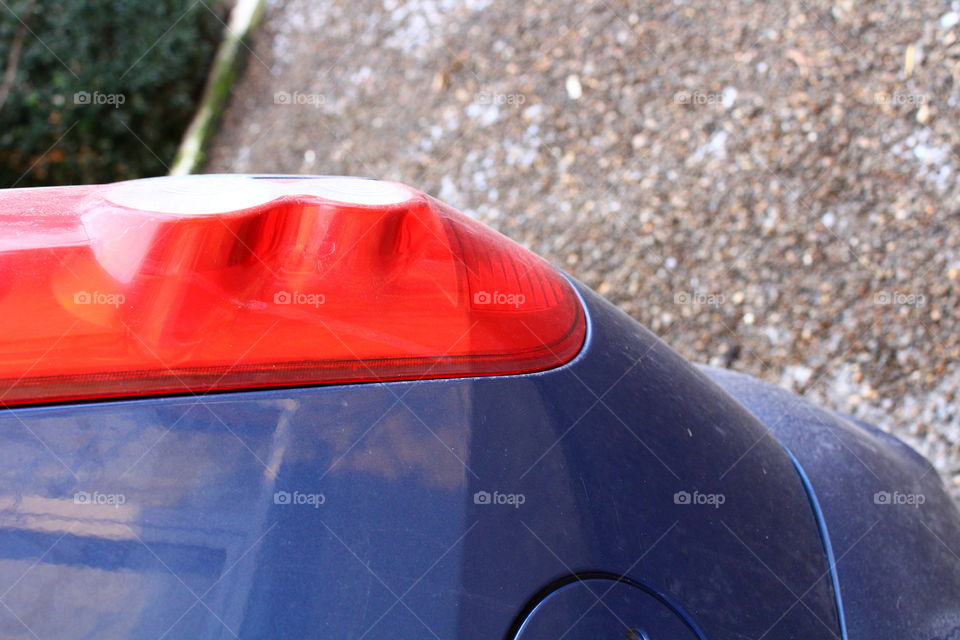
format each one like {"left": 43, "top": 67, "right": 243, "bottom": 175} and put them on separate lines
{"left": 513, "top": 578, "right": 701, "bottom": 640}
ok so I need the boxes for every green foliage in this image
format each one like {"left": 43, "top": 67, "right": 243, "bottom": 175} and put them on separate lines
{"left": 0, "top": 0, "right": 225, "bottom": 186}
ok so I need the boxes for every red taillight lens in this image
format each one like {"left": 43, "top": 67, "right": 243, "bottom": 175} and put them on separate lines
{"left": 0, "top": 176, "right": 585, "bottom": 406}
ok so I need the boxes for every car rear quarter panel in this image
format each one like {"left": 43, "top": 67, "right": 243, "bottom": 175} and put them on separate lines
{"left": 702, "top": 364, "right": 960, "bottom": 639}
{"left": 0, "top": 285, "right": 840, "bottom": 639}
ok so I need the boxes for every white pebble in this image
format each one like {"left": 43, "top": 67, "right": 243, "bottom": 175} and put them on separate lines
{"left": 565, "top": 74, "right": 583, "bottom": 100}
{"left": 722, "top": 86, "right": 738, "bottom": 109}
{"left": 523, "top": 103, "right": 545, "bottom": 121}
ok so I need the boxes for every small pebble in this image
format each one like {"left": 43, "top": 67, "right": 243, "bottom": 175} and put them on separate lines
{"left": 565, "top": 74, "right": 583, "bottom": 100}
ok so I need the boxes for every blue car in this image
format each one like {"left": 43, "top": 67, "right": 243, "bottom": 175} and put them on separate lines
{"left": 0, "top": 175, "right": 957, "bottom": 639}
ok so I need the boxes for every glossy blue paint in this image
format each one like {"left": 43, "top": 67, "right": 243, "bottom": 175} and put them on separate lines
{"left": 0, "top": 284, "right": 869, "bottom": 639}
{"left": 512, "top": 576, "right": 701, "bottom": 639}
{"left": 703, "top": 365, "right": 960, "bottom": 640}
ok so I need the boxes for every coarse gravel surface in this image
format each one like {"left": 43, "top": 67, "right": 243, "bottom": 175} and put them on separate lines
{"left": 207, "top": 0, "right": 960, "bottom": 500}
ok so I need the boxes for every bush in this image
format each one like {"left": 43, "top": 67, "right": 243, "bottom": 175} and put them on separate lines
{"left": 0, "top": 0, "right": 225, "bottom": 187}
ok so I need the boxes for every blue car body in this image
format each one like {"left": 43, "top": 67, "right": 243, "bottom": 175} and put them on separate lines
{"left": 1, "top": 282, "right": 958, "bottom": 638}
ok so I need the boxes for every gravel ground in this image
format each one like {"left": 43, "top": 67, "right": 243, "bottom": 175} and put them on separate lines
{"left": 207, "top": 0, "right": 960, "bottom": 499}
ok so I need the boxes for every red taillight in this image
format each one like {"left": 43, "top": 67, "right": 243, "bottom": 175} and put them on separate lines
{"left": 0, "top": 176, "right": 585, "bottom": 406}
